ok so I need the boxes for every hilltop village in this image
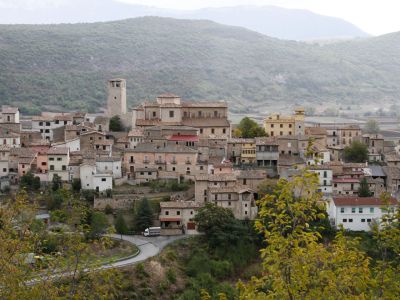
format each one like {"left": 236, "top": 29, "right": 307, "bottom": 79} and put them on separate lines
{"left": 1, "top": 78, "right": 399, "bottom": 234}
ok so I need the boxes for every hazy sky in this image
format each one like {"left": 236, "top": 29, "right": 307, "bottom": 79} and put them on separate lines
{"left": 0, "top": 0, "right": 399, "bottom": 35}
{"left": 117, "top": 0, "right": 400, "bottom": 35}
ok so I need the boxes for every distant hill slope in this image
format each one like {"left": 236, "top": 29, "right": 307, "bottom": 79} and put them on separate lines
{"left": 0, "top": 1, "right": 369, "bottom": 40}
{"left": 180, "top": 6, "right": 369, "bottom": 40}
{"left": 0, "top": 17, "right": 397, "bottom": 114}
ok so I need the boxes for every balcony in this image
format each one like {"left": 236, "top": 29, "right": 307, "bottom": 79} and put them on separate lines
{"left": 185, "top": 160, "right": 192, "bottom": 164}
{"left": 129, "top": 159, "right": 135, "bottom": 164}
{"left": 143, "top": 159, "right": 150, "bottom": 164}
{"left": 155, "top": 159, "right": 165, "bottom": 164}
{"left": 170, "top": 160, "right": 177, "bottom": 164}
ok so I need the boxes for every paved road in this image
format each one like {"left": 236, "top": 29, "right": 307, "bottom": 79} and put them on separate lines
{"left": 102, "top": 234, "right": 186, "bottom": 269}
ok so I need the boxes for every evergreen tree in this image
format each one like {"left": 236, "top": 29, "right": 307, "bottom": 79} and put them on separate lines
{"left": 358, "top": 177, "right": 373, "bottom": 197}
{"left": 134, "top": 198, "right": 153, "bottom": 231}
{"left": 51, "top": 174, "right": 62, "bottom": 191}
{"left": 71, "top": 178, "right": 81, "bottom": 192}
{"left": 115, "top": 214, "right": 128, "bottom": 235}
{"left": 109, "top": 115, "right": 125, "bottom": 132}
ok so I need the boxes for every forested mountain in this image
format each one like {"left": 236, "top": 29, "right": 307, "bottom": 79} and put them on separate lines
{"left": 0, "top": 17, "right": 397, "bottom": 114}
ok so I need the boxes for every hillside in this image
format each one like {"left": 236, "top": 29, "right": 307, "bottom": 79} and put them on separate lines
{"left": 0, "top": 17, "right": 398, "bottom": 114}
{"left": 0, "top": 1, "right": 369, "bottom": 41}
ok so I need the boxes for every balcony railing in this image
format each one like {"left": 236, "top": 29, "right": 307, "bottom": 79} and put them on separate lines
{"left": 170, "top": 160, "right": 177, "bottom": 164}
{"left": 155, "top": 160, "right": 165, "bottom": 164}
{"left": 185, "top": 160, "right": 192, "bottom": 164}
{"left": 143, "top": 159, "right": 150, "bottom": 164}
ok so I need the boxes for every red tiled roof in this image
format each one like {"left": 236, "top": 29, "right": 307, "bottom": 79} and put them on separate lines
{"left": 333, "top": 197, "right": 397, "bottom": 206}
{"left": 168, "top": 135, "right": 199, "bottom": 142}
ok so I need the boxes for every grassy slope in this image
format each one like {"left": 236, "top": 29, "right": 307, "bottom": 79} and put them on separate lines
{"left": 0, "top": 17, "right": 399, "bottom": 114}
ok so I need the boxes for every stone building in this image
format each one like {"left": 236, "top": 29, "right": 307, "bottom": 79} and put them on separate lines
{"left": 132, "top": 94, "right": 230, "bottom": 139}
{"left": 264, "top": 108, "right": 305, "bottom": 137}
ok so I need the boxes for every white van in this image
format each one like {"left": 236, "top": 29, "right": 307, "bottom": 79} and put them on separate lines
{"left": 143, "top": 227, "right": 161, "bottom": 237}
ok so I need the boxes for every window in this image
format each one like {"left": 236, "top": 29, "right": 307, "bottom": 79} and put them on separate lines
{"left": 245, "top": 203, "right": 248, "bottom": 207}
{"left": 148, "top": 172, "right": 152, "bottom": 175}
{"left": 190, "top": 211, "right": 193, "bottom": 215}
{"left": 49, "top": 157, "right": 54, "bottom": 161}
{"left": 343, "top": 219, "right": 347, "bottom": 222}
{"left": 50, "top": 165, "right": 54, "bottom": 171}
{"left": 228, "top": 194, "right": 231, "bottom": 200}
{"left": 243, "top": 179, "right": 247, "bottom": 185}
{"left": 46, "top": 122, "right": 50, "bottom": 126}
{"left": 223, "top": 128, "right": 226, "bottom": 134}
{"left": 351, "top": 207, "right": 356, "bottom": 213}
{"left": 200, "top": 129, "right": 203, "bottom": 134}
{"left": 228, "top": 201, "right": 231, "bottom": 206}
{"left": 349, "top": 219, "right": 353, "bottom": 223}
{"left": 169, "top": 110, "right": 174, "bottom": 118}
{"left": 152, "top": 111, "right": 156, "bottom": 117}
{"left": 214, "top": 110, "right": 218, "bottom": 117}
{"left": 324, "top": 171, "right": 327, "bottom": 178}
{"left": 62, "top": 165, "right": 66, "bottom": 171}
{"left": 367, "top": 219, "right": 372, "bottom": 223}
{"left": 280, "top": 131, "right": 283, "bottom": 136}
{"left": 177, "top": 211, "right": 180, "bottom": 215}
{"left": 340, "top": 207, "right": 345, "bottom": 213}
{"left": 55, "top": 120, "right": 59, "bottom": 124}
{"left": 45, "top": 129, "right": 50, "bottom": 133}
{"left": 214, "top": 194, "right": 217, "bottom": 200}
{"left": 198, "top": 111, "right": 202, "bottom": 117}
{"left": 359, "top": 208, "right": 363, "bottom": 213}
{"left": 370, "top": 207, "right": 374, "bottom": 213}
{"left": 165, "top": 211, "right": 169, "bottom": 215}
{"left": 280, "top": 124, "right": 283, "bottom": 128}
{"left": 57, "top": 157, "right": 62, "bottom": 161}
{"left": 361, "top": 219, "right": 366, "bottom": 222}
{"left": 271, "top": 124, "right": 274, "bottom": 128}
{"left": 39, "top": 122, "right": 43, "bottom": 126}
{"left": 211, "top": 128, "right": 215, "bottom": 134}
{"left": 101, "top": 178, "right": 106, "bottom": 182}
{"left": 245, "top": 211, "right": 248, "bottom": 215}
{"left": 2, "top": 168, "right": 5, "bottom": 172}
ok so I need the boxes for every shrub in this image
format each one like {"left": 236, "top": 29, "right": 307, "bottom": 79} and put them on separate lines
{"left": 135, "top": 263, "right": 149, "bottom": 279}
{"left": 166, "top": 268, "right": 176, "bottom": 284}
{"left": 210, "top": 260, "right": 233, "bottom": 280}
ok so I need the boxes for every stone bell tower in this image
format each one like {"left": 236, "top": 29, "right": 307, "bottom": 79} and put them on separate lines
{"left": 107, "top": 78, "right": 127, "bottom": 117}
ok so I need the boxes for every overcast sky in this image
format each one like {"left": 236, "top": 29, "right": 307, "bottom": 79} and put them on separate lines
{"left": 117, "top": 0, "right": 400, "bottom": 35}
{"left": 0, "top": 0, "right": 399, "bottom": 35}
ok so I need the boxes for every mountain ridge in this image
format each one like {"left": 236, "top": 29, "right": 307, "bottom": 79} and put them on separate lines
{"left": 0, "top": 1, "right": 369, "bottom": 40}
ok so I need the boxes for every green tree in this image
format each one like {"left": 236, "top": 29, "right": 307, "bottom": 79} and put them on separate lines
{"left": 364, "top": 119, "right": 380, "bottom": 134}
{"left": 134, "top": 198, "right": 153, "bottom": 231}
{"left": 194, "top": 203, "right": 252, "bottom": 249}
{"left": 238, "top": 173, "right": 373, "bottom": 299}
{"left": 51, "top": 174, "right": 62, "bottom": 191}
{"left": 115, "top": 214, "right": 128, "bottom": 235}
{"left": 370, "top": 194, "right": 400, "bottom": 298}
{"left": 358, "top": 177, "right": 373, "bottom": 197}
{"left": 71, "top": 178, "right": 81, "bottom": 192}
{"left": 109, "top": 115, "right": 125, "bottom": 132}
{"left": 344, "top": 141, "right": 369, "bottom": 163}
{"left": 88, "top": 211, "right": 109, "bottom": 239}
{"left": 235, "top": 117, "right": 266, "bottom": 138}
{"left": 20, "top": 172, "right": 41, "bottom": 191}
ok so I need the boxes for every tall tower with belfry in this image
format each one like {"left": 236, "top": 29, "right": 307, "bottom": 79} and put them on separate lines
{"left": 107, "top": 78, "right": 127, "bottom": 117}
